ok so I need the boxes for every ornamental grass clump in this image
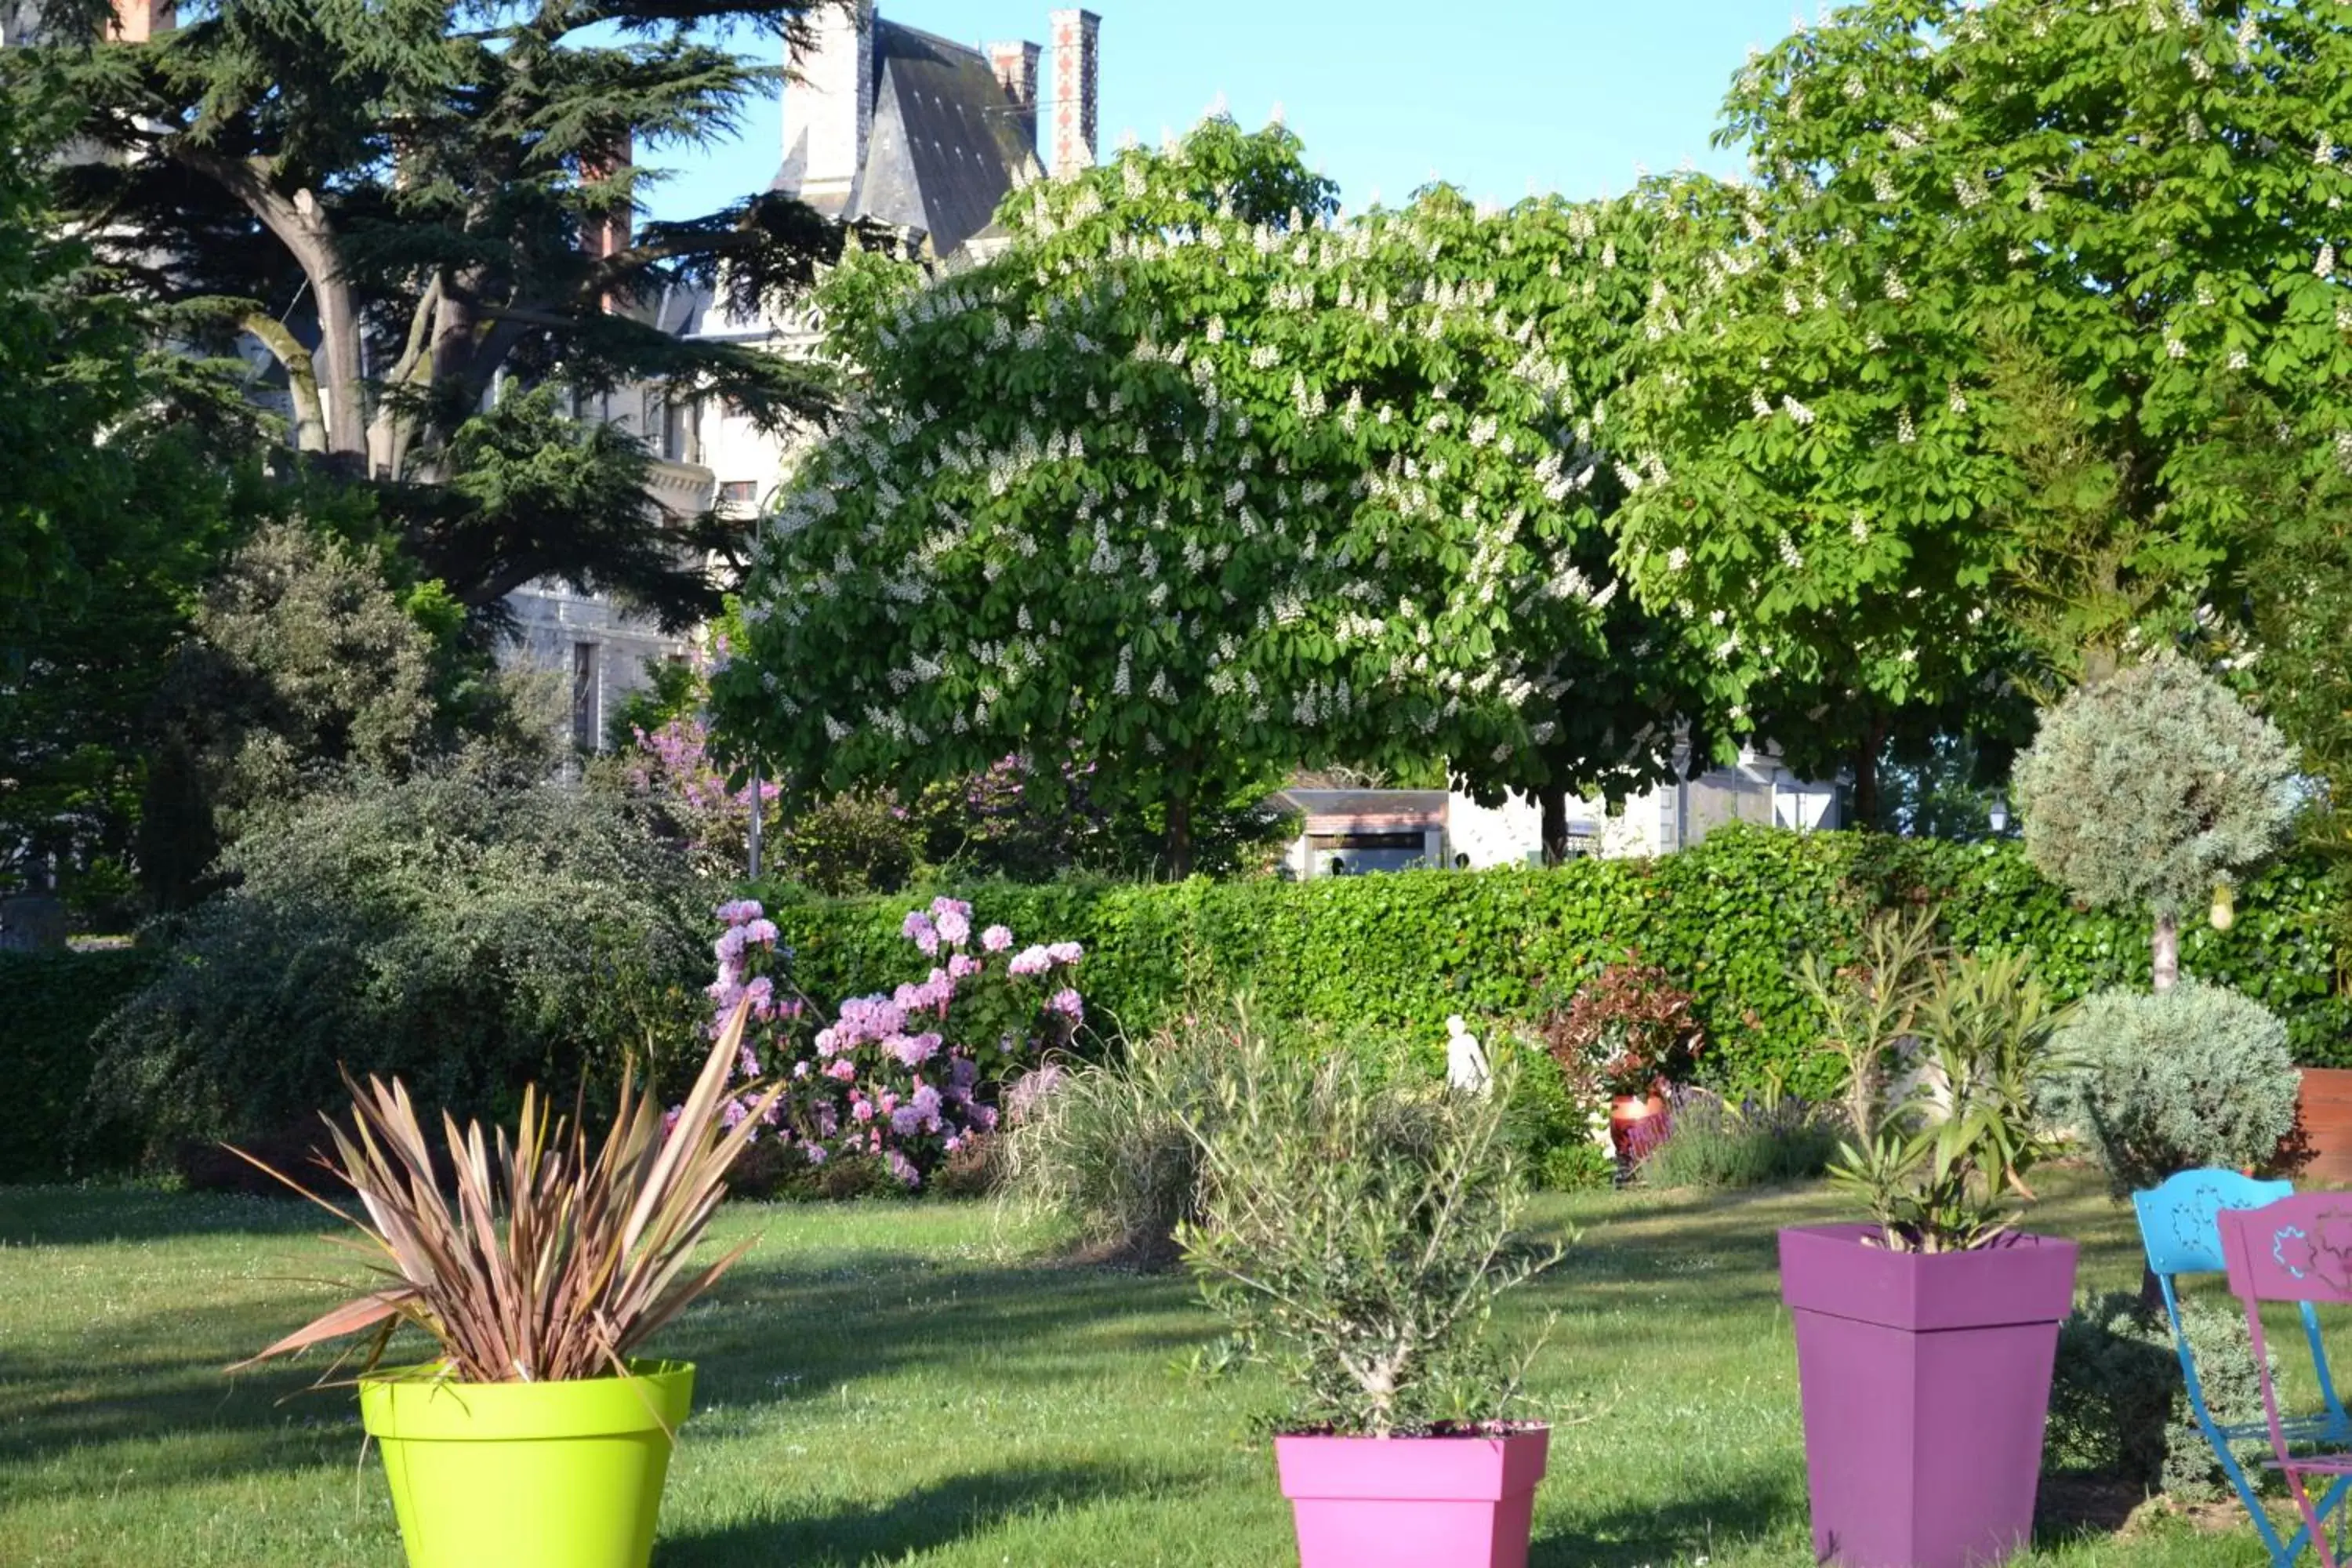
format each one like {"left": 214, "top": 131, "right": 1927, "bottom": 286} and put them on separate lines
{"left": 993, "top": 1014, "right": 1259, "bottom": 1269}
{"left": 234, "top": 1000, "right": 782, "bottom": 1384}
{"left": 1173, "top": 1010, "right": 1565, "bottom": 1437}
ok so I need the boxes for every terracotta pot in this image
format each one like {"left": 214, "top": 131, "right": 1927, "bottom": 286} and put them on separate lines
{"left": 2289, "top": 1068, "right": 2352, "bottom": 1185}
{"left": 1780, "top": 1225, "right": 2078, "bottom": 1568}
{"left": 1275, "top": 1427, "right": 1549, "bottom": 1568}
{"left": 1609, "top": 1093, "right": 1668, "bottom": 1162}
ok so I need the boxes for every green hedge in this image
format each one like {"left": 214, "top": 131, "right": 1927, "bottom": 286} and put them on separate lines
{"left": 0, "top": 948, "right": 160, "bottom": 1181}
{"left": 751, "top": 826, "right": 2351, "bottom": 1098}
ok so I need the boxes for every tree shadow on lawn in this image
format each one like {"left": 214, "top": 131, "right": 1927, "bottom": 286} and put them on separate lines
{"left": 0, "top": 1246, "right": 1205, "bottom": 1498}
{"left": 1531, "top": 1468, "right": 1806, "bottom": 1568}
{"left": 657, "top": 1461, "right": 1177, "bottom": 1567}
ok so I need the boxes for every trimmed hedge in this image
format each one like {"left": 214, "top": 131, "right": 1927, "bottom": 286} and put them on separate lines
{"left": 0, "top": 948, "right": 160, "bottom": 1181}
{"left": 752, "top": 826, "right": 2351, "bottom": 1096}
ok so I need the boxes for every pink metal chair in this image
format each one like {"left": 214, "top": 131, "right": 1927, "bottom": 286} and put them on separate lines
{"left": 2216, "top": 1196, "right": 2352, "bottom": 1565}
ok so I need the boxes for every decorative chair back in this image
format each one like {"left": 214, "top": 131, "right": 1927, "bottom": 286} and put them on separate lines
{"left": 2136, "top": 1171, "right": 2350, "bottom": 1566}
{"left": 2216, "top": 1194, "right": 2352, "bottom": 1566}
{"left": 2219, "top": 1194, "right": 2352, "bottom": 1308}
{"left": 2135, "top": 1168, "right": 2293, "bottom": 1278}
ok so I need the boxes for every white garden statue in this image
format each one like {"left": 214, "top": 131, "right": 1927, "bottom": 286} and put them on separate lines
{"left": 1445, "top": 1014, "right": 1493, "bottom": 1097}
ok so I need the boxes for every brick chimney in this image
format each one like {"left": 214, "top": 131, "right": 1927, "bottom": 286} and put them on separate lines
{"left": 778, "top": 0, "right": 874, "bottom": 212}
{"left": 580, "top": 135, "right": 632, "bottom": 312}
{"left": 987, "top": 39, "right": 1042, "bottom": 150}
{"left": 107, "top": 0, "right": 173, "bottom": 41}
{"left": 1047, "top": 9, "right": 1099, "bottom": 178}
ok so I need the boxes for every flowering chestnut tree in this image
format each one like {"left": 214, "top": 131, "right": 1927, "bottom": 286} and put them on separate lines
{"left": 698, "top": 896, "right": 1082, "bottom": 1185}
{"left": 1616, "top": 0, "right": 2352, "bottom": 813}
{"left": 711, "top": 120, "right": 1725, "bottom": 873}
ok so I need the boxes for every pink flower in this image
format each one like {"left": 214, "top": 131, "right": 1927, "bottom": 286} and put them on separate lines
{"left": 852, "top": 1098, "right": 876, "bottom": 1123}
{"left": 949, "top": 953, "right": 982, "bottom": 979}
{"left": 1047, "top": 941, "right": 1083, "bottom": 966}
{"left": 1047, "top": 988, "right": 1085, "bottom": 1022}
{"left": 1007, "top": 945, "right": 1052, "bottom": 978}
{"left": 827, "top": 1059, "right": 858, "bottom": 1082}
{"left": 982, "top": 924, "right": 1014, "bottom": 953}
{"left": 935, "top": 906, "right": 971, "bottom": 946}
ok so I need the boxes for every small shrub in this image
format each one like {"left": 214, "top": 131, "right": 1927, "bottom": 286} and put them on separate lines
{"left": 93, "top": 764, "right": 708, "bottom": 1167}
{"left": 994, "top": 1018, "right": 1257, "bottom": 1268}
{"left": 2045, "top": 979, "right": 2299, "bottom": 1196}
{"left": 1540, "top": 959, "right": 1704, "bottom": 1100}
{"left": 1826, "top": 949, "right": 2073, "bottom": 1253}
{"left": 0, "top": 948, "right": 160, "bottom": 1181}
{"left": 2044, "top": 1291, "right": 2269, "bottom": 1502}
{"left": 1176, "top": 1014, "right": 1564, "bottom": 1436}
{"left": 1637, "top": 1086, "right": 1842, "bottom": 1189}
{"left": 694, "top": 895, "right": 1085, "bottom": 1188}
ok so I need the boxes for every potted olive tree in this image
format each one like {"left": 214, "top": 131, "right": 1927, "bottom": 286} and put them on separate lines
{"left": 1782, "top": 938, "right": 2078, "bottom": 1568}
{"left": 1174, "top": 1012, "right": 1563, "bottom": 1568}
{"left": 235, "top": 1000, "right": 783, "bottom": 1568}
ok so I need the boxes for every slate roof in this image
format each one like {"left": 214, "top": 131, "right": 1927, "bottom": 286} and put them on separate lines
{"left": 775, "top": 20, "right": 1039, "bottom": 260}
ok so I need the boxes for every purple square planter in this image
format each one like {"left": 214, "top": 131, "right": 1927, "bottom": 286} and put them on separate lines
{"left": 1780, "top": 1225, "right": 2078, "bottom": 1568}
{"left": 1275, "top": 1428, "right": 1549, "bottom": 1568}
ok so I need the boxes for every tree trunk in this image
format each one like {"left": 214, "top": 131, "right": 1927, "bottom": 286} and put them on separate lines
{"left": 1539, "top": 783, "right": 1570, "bottom": 866}
{"left": 2152, "top": 911, "right": 2180, "bottom": 993}
{"left": 1850, "top": 742, "right": 1880, "bottom": 833}
{"left": 1165, "top": 792, "right": 1192, "bottom": 880}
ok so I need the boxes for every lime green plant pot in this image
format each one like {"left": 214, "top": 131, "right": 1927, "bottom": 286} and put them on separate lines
{"left": 359, "top": 1359, "right": 694, "bottom": 1568}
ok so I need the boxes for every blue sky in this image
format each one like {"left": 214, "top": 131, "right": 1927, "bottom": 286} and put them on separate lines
{"left": 642, "top": 2, "right": 1808, "bottom": 223}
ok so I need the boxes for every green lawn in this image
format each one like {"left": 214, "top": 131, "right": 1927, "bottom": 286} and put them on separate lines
{"left": 0, "top": 1168, "right": 2296, "bottom": 1566}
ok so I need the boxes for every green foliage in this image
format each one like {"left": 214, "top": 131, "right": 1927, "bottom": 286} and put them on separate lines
{"left": 2045, "top": 1292, "right": 2268, "bottom": 1502}
{"left": 1796, "top": 909, "right": 1938, "bottom": 1142}
{"left": 1617, "top": 0, "right": 2352, "bottom": 707}
{"left": 92, "top": 764, "right": 706, "bottom": 1166}
{"left": 779, "top": 792, "right": 917, "bottom": 895}
{"left": 1636, "top": 1087, "right": 1842, "bottom": 1190}
{"left": 150, "top": 521, "right": 440, "bottom": 849}
{"left": 0, "top": 948, "right": 160, "bottom": 1181}
{"left": 717, "top": 120, "right": 1723, "bottom": 875}
{"left": 1174, "top": 1011, "right": 1564, "bottom": 1436}
{"left": 1827, "top": 949, "right": 2073, "bottom": 1252}
{"left": 750, "top": 826, "right": 2352, "bottom": 1090}
{"left": 2016, "top": 653, "right": 2299, "bottom": 920}
{"left": 993, "top": 1022, "right": 1258, "bottom": 1269}
{"left": 2047, "top": 980, "right": 2300, "bottom": 1196}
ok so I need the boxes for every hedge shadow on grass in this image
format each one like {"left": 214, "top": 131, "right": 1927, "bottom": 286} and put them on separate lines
{"left": 0, "top": 1185, "right": 319, "bottom": 1247}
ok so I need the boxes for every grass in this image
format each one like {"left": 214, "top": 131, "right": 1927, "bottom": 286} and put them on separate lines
{"left": 0, "top": 1166, "right": 2314, "bottom": 1566}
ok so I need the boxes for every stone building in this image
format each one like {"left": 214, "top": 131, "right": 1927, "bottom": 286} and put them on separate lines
{"left": 542, "top": 3, "right": 1103, "bottom": 750}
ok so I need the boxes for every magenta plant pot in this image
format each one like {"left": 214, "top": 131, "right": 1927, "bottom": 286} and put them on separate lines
{"left": 1780, "top": 1225, "right": 2078, "bottom": 1568}
{"left": 1274, "top": 1427, "right": 1549, "bottom": 1568}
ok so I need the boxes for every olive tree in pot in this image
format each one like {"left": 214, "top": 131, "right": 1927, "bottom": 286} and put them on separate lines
{"left": 234, "top": 1000, "right": 782, "bottom": 1568}
{"left": 1783, "top": 938, "right": 2079, "bottom": 1568}
{"left": 1174, "top": 1011, "right": 1564, "bottom": 1568}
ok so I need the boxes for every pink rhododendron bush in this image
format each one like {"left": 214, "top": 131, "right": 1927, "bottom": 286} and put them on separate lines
{"left": 688, "top": 896, "right": 1084, "bottom": 1186}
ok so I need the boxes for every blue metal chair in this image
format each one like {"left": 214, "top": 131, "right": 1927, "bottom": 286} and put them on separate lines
{"left": 2135, "top": 1170, "right": 2352, "bottom": 1563}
